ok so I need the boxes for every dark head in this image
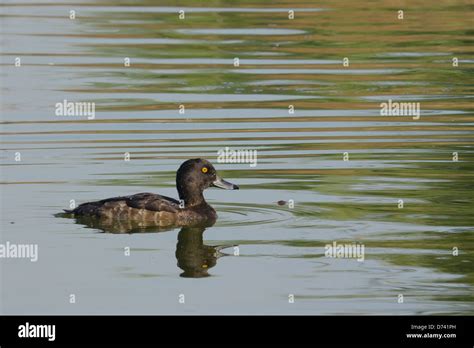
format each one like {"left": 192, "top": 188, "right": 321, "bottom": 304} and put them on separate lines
{"left": 176, "top": 158, "right": 239, "bottom": 206}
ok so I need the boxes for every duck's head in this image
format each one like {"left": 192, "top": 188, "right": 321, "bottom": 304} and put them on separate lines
{"left": 176, "top": 158, "right": 239, "bottom": 206}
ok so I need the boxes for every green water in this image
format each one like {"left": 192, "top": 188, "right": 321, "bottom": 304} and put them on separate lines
{"left": 0, "top": 0, "right": 473, "bottom": 314}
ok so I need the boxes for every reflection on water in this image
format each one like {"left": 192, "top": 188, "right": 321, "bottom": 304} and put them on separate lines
{"left": 1, "top": 0, "right": 473, "bottom": 314}
{"left": 60, "top": 212, "right": 227, "bottom": 278}
{"left": 62, "top": 213, "right": 180, "bottom": 234}
{"left": 176, "top": 226, "right": 232, "bottom": 278}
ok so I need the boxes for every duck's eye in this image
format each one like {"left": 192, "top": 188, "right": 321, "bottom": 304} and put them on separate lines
{"left": 201, "top": 167, "right": 208, "bottom": 174}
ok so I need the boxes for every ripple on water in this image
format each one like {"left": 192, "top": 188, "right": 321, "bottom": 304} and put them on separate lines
{"left": 174, "top": 28, "right": 307, "bottom": 35}
{"left": 215, "top": 203, "right": 321, "bottom": 228}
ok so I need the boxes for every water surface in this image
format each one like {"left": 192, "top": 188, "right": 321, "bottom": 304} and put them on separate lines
{"left": 0, "top": 0, "right": 473, "bottom": 314}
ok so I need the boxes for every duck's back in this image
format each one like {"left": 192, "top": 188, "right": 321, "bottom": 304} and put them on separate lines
{"left": 65, "top": 193, "right": 180, "bottom": 223}
{"left": 65, "top": 192, "right": 217, "bottom": 227}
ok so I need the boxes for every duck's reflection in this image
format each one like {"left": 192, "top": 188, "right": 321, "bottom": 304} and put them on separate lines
{"left": 60, "top": 214, "right": 233, "bottom": 278}
{"left": 176, "top": 226, "right": 228, "bottom": 278}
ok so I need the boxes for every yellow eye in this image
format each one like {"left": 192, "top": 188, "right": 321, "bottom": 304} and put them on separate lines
{"left": 201, "top": 167, "right": 208, "bottom": 173}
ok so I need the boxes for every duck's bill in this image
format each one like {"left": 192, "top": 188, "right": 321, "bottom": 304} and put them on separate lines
{"left": 212, "top": 175, "right": 239, "bottom": 190}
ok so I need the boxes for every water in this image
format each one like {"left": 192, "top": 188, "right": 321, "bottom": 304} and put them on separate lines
{"left": 0, "top": 0, "right": 473, "bottom": 314}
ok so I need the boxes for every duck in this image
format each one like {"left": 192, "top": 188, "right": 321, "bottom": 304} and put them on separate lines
{"left": 63, "top": 158, "right": 239, "bottom": 227}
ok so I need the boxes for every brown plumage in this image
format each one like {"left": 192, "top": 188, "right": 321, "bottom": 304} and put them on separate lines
{"left": 63, "top": 159, "right": 239, "bottom": 230}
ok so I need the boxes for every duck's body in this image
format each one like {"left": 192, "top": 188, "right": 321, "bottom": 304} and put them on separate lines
{"left": 66, "top": 192, "right": 216, "bottom": 226}
{"left": 64, "top": 159, "right": 238, "bottom": 228}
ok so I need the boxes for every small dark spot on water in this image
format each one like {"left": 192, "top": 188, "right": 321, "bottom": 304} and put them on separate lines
{"left": 277, "top": 200, "right": 287, "bottom": 206}
{"left": 10, "top": 221, "right": 15, "bottom": 224}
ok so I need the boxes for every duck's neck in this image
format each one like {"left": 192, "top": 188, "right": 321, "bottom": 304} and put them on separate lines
{"left": 184, "top": 194, "right": 206, "bottom": 207}
{"left": 178, "top": 186, "right": 207, "bottom": 207}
